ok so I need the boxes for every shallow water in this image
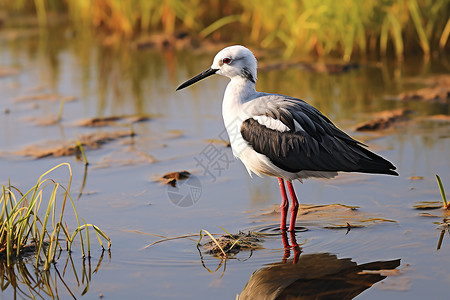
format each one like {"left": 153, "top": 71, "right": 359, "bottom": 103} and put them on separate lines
{"left": 1, "top": 26, "right": 450, "bottom": 299}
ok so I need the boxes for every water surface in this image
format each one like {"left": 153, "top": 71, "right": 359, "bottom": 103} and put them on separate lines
{"left": 1, "top": 26, "right": 450, "bottom": 299}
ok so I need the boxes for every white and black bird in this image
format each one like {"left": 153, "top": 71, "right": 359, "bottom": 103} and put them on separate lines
{"left": 177, "top": 45, "right": 398, "bottom": 232}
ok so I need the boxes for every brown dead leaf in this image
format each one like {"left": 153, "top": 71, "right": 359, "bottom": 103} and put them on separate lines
{"left": 77, "top": 115, "right": 150, "bottom": 127}
{"left": 159, "top": 171, "right": 191, "bottom": 187}
{"left": 15, "top": 130, "right": 134, "bottom": 158}
{"left": 204, "top": 139, "right": 231, "bottom": 147}
{"left": 418, "top": 212, "right": 440, "bottom": 217}
{"left": 413, "top": 201, "right": 443, "bottom": 210}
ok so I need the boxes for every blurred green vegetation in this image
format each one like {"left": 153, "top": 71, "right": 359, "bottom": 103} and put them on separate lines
{"left": 0, "top": 0, "right": 448, "bottom": 60}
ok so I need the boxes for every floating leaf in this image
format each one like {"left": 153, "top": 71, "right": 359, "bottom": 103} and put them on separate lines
{"left": 418, "top": 212, "right": 440, "bottom": 218}
{"left": 413, "top": 201, "right": 443, "bottom": 210}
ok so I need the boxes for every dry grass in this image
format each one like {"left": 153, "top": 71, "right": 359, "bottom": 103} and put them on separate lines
{"left": 1, "top": 0, "right": 448, "bottom": 59}
{"left": 1, "top": 163, "right": 110, "bottom": 269}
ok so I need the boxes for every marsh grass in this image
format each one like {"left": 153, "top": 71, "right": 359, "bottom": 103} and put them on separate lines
{"left": 137, "top": 228, "right": 264, "bottom": 278}
{"left": 1, "top": 0, "right": 448, "bottom": 59}
{"left": 435, "top": 174, "right": 448, "bottom": 209}
{"left": 138, "top": 227, "right": 264, "bottom": 257}
{"left": 0, "top": 163, "right": 110, "bottom": 269}
{"left": 57, "top": 97, "right": 65, "bottom": 122}
{"left": 76, "top": 140, "right": 89, "bottom": 165}
{"left": 198, "top": 229, "right": 227, "bottom": 257}
{"left": 427, "top": 175, "right": 449, "bottom": 250}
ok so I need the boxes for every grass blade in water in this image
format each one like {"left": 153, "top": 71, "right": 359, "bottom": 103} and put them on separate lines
{"left": 436, "top": 174, "right": 448, "bottom": 208}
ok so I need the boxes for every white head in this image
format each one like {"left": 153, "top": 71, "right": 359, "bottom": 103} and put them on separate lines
{"left": 176, "top": 45, "right": 257, "bottom": 91}
{"left": 211, "top": 45, "right": 257, "bottom": 83}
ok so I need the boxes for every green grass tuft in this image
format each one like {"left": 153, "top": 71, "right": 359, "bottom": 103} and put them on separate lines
{"left": 0, "top": 163, "right": 110, "bottom": 269}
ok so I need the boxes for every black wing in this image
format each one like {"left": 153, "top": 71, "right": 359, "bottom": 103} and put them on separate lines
{"left": 240, "top": 95, "right": 398, "bottom": 175}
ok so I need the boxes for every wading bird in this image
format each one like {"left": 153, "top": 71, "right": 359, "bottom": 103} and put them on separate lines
{"left": 176, "top": 45, "right": 398, "bottom": 232}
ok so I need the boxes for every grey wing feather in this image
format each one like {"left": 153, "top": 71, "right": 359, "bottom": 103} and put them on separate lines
{"left": 241, "top": 94, "right": 398, "bottom": 175}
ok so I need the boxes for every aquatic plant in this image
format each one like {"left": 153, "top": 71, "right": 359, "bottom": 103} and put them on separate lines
{"left": 76, "top": 140, "right": 89, "bottom": 165}
{"left": 0, "top": 163, "right": 110, "bottom": 269}
{"left": 436, "top": 174, "right": 448, "bottom": 209}
{"left": 0, "top": 0, "right": 448, "bottom": 59}
{"left": 200, "top": 229, "right": 265, "bottom": 257}
{"left": 198, "top": 229, "right": 227, "bottom": 257}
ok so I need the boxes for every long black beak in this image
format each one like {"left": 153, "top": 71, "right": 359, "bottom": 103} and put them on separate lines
{"left": 176, "top": 68, "right": 218, "bottom": 91}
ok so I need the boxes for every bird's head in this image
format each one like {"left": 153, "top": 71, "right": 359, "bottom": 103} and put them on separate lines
{"left": 176, "top": 45, "right": 257, "bottom": 91}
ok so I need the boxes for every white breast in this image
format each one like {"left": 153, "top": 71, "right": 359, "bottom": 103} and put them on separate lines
{"left": 221, "top": 78, "right": 335, "bottom": 181}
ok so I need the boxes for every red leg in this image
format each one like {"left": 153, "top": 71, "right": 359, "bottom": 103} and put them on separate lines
{"left": 278, "top": 178, "right": 289, "bottom": 231}
{"left": 286, "top": 181, "right": 299, "bottom": 232}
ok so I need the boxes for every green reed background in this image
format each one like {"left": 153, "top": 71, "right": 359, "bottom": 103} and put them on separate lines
{"left": 0, "top": 0, "right": 448, "bottom": 60}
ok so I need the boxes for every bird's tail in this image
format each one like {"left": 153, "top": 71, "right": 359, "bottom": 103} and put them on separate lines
{"left": 354, "top": 145, "right": 398, "bottom": 176}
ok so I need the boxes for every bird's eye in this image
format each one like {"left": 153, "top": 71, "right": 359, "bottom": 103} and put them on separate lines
{"left": 222, "top": 57, "right": 232, "bottom": 64}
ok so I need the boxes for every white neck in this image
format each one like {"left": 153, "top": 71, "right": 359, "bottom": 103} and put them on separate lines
{"left": 222, "top": 77, "right": 257, "bottom": 126}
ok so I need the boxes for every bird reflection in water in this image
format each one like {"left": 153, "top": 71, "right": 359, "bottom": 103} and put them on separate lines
{"left": 239, "top": 233, "right": 400, "bottom": 300}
